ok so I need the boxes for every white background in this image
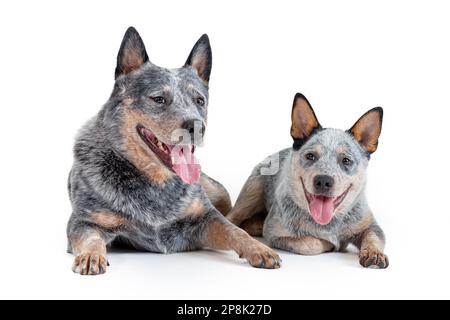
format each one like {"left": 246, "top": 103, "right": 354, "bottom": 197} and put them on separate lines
{"left": 0, "top": 0, "right": 449, "bottom": 299}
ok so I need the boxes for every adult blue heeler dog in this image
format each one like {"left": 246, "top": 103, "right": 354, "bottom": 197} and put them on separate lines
{"left": 227, "top": 93, "right": 389, "bottom": 268}
{"left": 67, "top": 27, "right": 281, "bottom": 275}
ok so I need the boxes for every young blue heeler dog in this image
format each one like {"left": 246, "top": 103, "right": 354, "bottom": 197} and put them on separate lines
{"left": 227, "top": 93, "right": 388, "bottom": 268}
{"left": 67, "top": 27, "right": 281, "bottom": 275}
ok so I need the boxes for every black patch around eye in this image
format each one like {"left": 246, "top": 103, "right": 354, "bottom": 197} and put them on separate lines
{"left": 338, "top": 156, "right": 358, "bottom": 174}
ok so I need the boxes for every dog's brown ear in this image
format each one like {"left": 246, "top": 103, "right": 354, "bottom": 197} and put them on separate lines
{"left": 349, "top": 107, "right": 383, "bottom": 154}
{"left": 185, "top": 34, "right": 212, "bottom": 85}
{"left": 291, "top": 93, "right": 321, "bottom": 145}
{"left": 115, "top": 27, "right": 149, "bottom": 79}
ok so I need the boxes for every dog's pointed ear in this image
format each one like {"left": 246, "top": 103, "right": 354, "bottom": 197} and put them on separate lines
{"left": 185, "top": 34, "right": 212, "bottom": 85}
{"left": 291, "top": 93, "right": 321, "bottom": 145}
{"left": 115, "top": 27, "right": 149, "bottom": 79}
{"left": 348, "top": 107, "right": 383, "bottom": 154}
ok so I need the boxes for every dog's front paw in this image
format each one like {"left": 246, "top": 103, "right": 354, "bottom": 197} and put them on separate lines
{"left": 359, "top": 248, "right": 389, "bottom": 269}
{"left": 241, "top": 241, "right": 282, "bottom": 269}
{"left": 72, "top": 253, "right": 109, "bottom": 275}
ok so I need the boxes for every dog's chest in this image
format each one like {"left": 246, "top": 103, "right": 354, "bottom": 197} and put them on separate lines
{"left": 116, "top": 182, "right": 205, "bottom": 253}
{"left": 276, "top": 204, "right": 366, "bottom": 251}
{"left": 273, "top": 199, "right": 343, "bottom": 249}
{"left": 119, "top": 178, "right": 200, "bottom": 223}
{"left": 119, "top": 216, "right": 202, "bottom": 253}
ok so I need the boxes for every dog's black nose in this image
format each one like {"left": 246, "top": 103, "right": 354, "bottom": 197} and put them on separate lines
{"left": 313, "top": 175, "right": 334, "bottom": 194}
{"left": 182, "top": 119, "right": 205, "bottom": 136}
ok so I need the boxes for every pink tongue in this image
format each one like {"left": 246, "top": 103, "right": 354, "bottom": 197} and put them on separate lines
{"left": 309, "top": 196, "right": 335, "bottom": 225}
{"left": 172, "top": 145, "right": 201, "bottom": 185}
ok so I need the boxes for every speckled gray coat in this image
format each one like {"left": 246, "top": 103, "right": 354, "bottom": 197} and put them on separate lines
{"left": 67, "top": 27, "right": 281, "bottom": 275}
{"left": 227, "top": 93, "right": 389, "bottom": 269}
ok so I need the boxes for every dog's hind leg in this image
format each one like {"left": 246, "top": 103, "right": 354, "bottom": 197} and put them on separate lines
{"left": 226, "top": 175, "right": 267, "bottom": 236}
{"left": 239, "top": 213, "right": 266, "bottom": 236}
{"left": 200, "top": 174, "right": 232, "bottom": 215}
{"left": 201, "top": 213, "right": 281, "bottom": 269}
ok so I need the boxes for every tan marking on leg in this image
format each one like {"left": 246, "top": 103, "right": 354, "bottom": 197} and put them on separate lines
{"left": 206, "top": 221, "right": 247, "bottom": 251}
{"left": 71, "top": 230, "right": 109, "bottom": 276}
{"left": 360, "top": 229, "right": 385, "bottom": 252}
{"left": 227, "top": 175, "right": 266, "bottom": 225}
{"left": 91, "top": 211, "right": 126, "bottom": 230}
{"left": 121, "top": 102, "right": 172, "bottom": 185}
{"left": 185, "top": 198, "right": 205, "bottom": 218}
{"left": 200, "top": 176, "right": 232, "bottom": 215}
{"left": 205, "top": 220, "right": 281, "bottom": 269}
{"left": 71, "top": 230, "right": 107, "bottom": 256}
{"left": 340, "top": 212, "right": 374, "bottom": 239}
{"left": 358, "top": 229, "right": 389, "bottom": 269}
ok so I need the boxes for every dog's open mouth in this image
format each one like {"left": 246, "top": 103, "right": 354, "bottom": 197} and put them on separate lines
{"left": 137, "top": 124, "right": 201, "bottom": 185}
{"left": 302, "top": 180, "right": 351, "bottom": 225}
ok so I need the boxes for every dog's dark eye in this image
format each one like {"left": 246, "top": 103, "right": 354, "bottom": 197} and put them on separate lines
{"left": 151, "top": 96, "right": 166, "bottom": 105}
{"left": 196, "top": 97, "right": 205, "bottom": 106}
{"left": 342, "top": 157, "right": 353, "bottom": 166}
{"left": 305, "top": 153, "right": 316, "bottom": 161}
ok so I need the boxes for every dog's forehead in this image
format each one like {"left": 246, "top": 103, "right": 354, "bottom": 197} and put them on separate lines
{"left": 305, "top": 128, "right": 361, "bottom": 155}
{"left": 173, "top": 67, "right": 206, "bottom": 86}
{"left": 137, "top": 63, "right": 206, "bottom": 91}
